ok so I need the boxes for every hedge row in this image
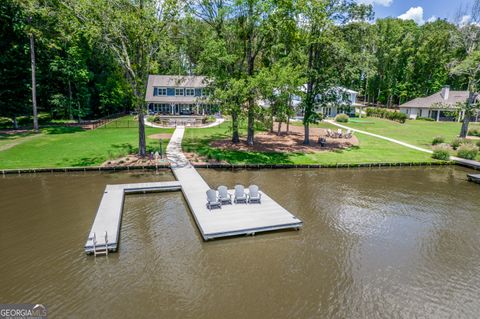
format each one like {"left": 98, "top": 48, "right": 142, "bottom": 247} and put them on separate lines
{"left": 0, "top": 113, "right": 52, "bottom": 129}
{"left": 365, "top": 108, "right": 408, "bottom": 123}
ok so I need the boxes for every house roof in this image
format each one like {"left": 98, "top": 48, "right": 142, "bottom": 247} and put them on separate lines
{"left": 145, "top": 75, "right": 209, "bottom": 102}
{"left": 400, "top": 90, "right": 474, "bottom": 109}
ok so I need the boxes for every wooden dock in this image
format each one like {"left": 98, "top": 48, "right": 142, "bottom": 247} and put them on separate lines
{"left": 167, "top": 127, "right": 303, "bottom": 240}
{"left": 84, "top": 181, "right": 181, "bottom": 254}
{"left": 467, "top": 174, "right": 480, "bottom": 184}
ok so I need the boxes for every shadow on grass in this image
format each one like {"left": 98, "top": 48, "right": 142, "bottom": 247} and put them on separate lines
{"left": 184, "top": 133, "right": 294, "bottom": 164}
{"left": 44, "top": 126, "right": 84, "bottom": 134}
{"left": 70, "top": 156, "right": 104, "bottom": 167}
{"left": 0, "top": 131, "right": 37, "bottom": 140}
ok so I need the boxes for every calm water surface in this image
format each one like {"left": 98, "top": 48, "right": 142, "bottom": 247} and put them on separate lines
{"left": 1, "top": 167, "right": 480, "bottom": 318}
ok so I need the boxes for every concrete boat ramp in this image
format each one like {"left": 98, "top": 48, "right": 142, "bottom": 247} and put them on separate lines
{"left": 85, "top": 126, "right": 302, "bottom": 254}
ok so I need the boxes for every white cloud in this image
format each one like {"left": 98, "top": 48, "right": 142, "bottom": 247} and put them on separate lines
{"left": 460, "top": 15, "right": 471, "bottom": 26}
{"left": 356, "top": 0, "right": 393, "bottom": 7}
{"left": 427, "top": 16, "right": 438, "bottom": 23}
{"left": 398, "top": 6, "right": 425, "bottom": 25}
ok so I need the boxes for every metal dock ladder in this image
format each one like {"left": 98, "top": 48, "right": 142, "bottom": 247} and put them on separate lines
{"left": 92, "top": 231, "right": 109, "bottom": 257}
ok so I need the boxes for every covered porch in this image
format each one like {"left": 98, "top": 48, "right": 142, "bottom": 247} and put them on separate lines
{"left": 148, "top": 103, "right": 219, "bottom": 116}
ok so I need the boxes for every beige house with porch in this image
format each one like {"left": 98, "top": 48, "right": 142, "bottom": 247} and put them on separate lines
{"left": 145, "top": 75, "right": 218, "bottom": 116}
{"left": 399, "top": 86, "right": 479, "bottom": 122}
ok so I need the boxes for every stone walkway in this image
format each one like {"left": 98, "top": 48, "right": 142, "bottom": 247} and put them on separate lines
{"left": 326, "top": 120, "right": 480, "bottom": 170}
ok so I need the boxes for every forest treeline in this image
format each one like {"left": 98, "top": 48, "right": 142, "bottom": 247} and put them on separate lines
{"left": 1, "top": 0, "right": 479, "bottom": 150}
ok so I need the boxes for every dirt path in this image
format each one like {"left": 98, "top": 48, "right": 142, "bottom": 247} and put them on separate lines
{"left": 0, "top": 133, "right": 43, "bottom": 152}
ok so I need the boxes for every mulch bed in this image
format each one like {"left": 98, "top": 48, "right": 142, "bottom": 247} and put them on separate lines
{"left": 210, "top": 123, "right": 358, "bottom": 153}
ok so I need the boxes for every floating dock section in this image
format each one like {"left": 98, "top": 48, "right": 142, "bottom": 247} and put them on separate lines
{"left": 84, "top": 181, "right": 181, "bottom": 254}
{"left": 467, "top": 174, "right": 480, "bottom": 184}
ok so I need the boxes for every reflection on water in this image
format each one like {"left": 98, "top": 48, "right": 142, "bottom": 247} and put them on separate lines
{"left": 1, "top": 167, "right": 480, "bottom": 318}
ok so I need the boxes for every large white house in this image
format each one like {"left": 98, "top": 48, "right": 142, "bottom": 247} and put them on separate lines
{"left": 145, "top": 75, "right": 218, "bottom": 115}
{"left": 314, "top": 87, "right": 361, "bottom": 117}
{"left": 261, "top": 86, "right": 361, "bottom": 118}
{"left": 399, "top": 86, "right": 479, "bottom": 122}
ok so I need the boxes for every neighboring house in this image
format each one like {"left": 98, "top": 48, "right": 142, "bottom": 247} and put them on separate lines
{"left": 261, "top": 86, "right": 360, "bottom": 118}
{"left": 145, "top": 75, "right": 218, "bottom": 115}
{"left": 399, "top": 86, "right": 479, "bottom": 122}
{"left": 314, "top": 87, "right": 360, "bottom": 117}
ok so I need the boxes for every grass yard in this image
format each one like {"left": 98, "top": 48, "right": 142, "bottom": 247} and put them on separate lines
{"left": 0, "top": 131, "right": 39, "bottom": 149}
{"left": 183, "top": 121, "right": 434, "bottom": 165}
{"left": 342, "top": 117, "right": 480, "bottom": 149}
{"left": 0, "top": 117, "right": 172, "bottom": 169}
{"left": 340, "top": 117, "right": 480, "bottom": 160}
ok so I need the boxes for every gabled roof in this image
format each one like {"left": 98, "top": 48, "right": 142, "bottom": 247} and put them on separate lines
{"left": 145, "top": 75, "right": 210, "bottom": 102}
{"left": 148, "top": 75, "right": 209, "bottom": 88}
{"left": 400, "top": 91, "right": 473, "bottom": 109}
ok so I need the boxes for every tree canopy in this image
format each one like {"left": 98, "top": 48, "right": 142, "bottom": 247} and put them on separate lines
{"left": 1, "top": 0, "right": 479, "bottom": 148}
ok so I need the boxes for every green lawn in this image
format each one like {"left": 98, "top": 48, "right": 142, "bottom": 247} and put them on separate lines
{"left": 0, "top": 131, "right": 38, "bottom": 149}
{"left": 183, "top": 121, "right": 435, "bottom": 165}
{"left": 0, "top": 117, "right": 172, "bottom": 169}
{"left": 342, "top": 117, "right": 480, "bottom": 149}
{"left": 340, "top": 117, "right": 480, "bottom": 160}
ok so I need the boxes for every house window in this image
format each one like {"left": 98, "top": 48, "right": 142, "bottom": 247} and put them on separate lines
{"left": 185, "top": 88, "right": 195, "bottom": 96}
{"left": 157, "top": 88, "right": 167, "bottom": 96}
{"left": 175, "top": 88, "right": 184, "bottom": 96}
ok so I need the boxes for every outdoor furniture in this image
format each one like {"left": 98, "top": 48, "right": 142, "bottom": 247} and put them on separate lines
{"left": 234, "top": 185, "right": 248, "bottom": 204}
{"left": 206, "top": 189, "right": 221, "bottom": 210}
{"left": 318, "top": 137, "right": 327, "bottom": 147}
{"left": 217, "top": 185, "right": 233, "bottom": 205}
{"left": 337, "top": 129, "right": 343, "bottom": 138}
{"left": 248, "top": 185, "right": 262, "bottom": 203}
{"left": 345, "top": 129, "right": 353, "bottom": 139}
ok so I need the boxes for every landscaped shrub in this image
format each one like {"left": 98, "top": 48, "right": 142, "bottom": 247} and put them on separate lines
{"left": 432, "top": 144, "right": 451, "bottom": 161}
{"left": 432, "top": 136, "right": 445, "bottom": 145}
{"left": 365, "top": 107, "right": 407, "bottom": 123}
{"left": 457, "top": 144, "right": 479, "bottom": 160}
{"left": 17, "top": 116, "right": 31, "bottom": 126}
{"left": 335, "top": 114, "right": 349, "bottom": 123}
{"left": 417, "top": 117, "right": 435, "bottom": 121}
{"left": 37, "top": 113, "right": 51, "bottom": 125}
{"left": 468, "top": 127, "right": 480, "bottom": 137}
{"left": 477, "top": 140, "right": 480, "bottom": 148}
{"left": 206, "top": 115, "right": 216, "bottom": 123}
{"left": 0, "top": 117, "right": 13, "bottom": 128}
{"left": 451, "top": 137, "right": 464, "bottom": 150}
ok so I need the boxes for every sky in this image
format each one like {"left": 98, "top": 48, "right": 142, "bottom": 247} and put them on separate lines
{"left": 356, "top": 0, "right": 476, "bottom": 25}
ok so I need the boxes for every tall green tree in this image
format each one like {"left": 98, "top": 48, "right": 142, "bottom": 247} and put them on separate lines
{"left": 66, "top": 0, "right": 179, "bottom": 156}
{"left": 0, "top": 0, "right": 30, "bottom": 128}
{"left": 450, "top": 0, "right": 480, "bottom": 137}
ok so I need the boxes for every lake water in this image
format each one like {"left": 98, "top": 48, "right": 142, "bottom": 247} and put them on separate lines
{"left": 1, "top": 167, "right": 479, "bottom": 318}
